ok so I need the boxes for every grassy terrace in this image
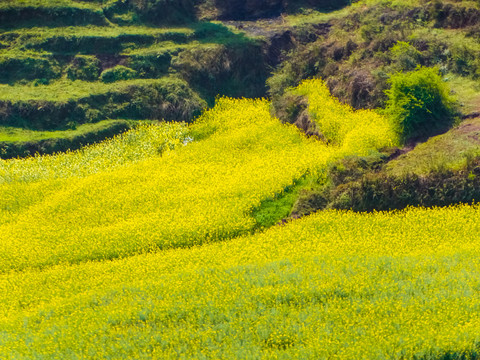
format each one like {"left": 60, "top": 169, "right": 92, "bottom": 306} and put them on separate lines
{"left": 0, "top": 13, "right": 261, "bottom": 155}
{"left": 0, "top": 120, "right": 135, "bottom": 158}
{"left": 0, "top": 76, "right": 206, "bottom": 138}
{"left": 0, "top": 25, "right": 194, "bottom": 46}
{"left": 0, "top": 0, "right": 102, "bottom": 9}
{"left": 0, "top": 77, "right": 188, "bottom": 101}
{"left": 0, "top": 119, "right": 131, "bottom": 142}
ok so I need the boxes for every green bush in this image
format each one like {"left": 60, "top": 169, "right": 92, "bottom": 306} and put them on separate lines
{"left": 66, "top": 55, "right": 101, "bottom": 81}
{"left": 0, "top": 56, "right": 61, "bottom": 84}
{"left": 390, "top": 41, "right": 422, "bottom": 72}
{"left": 385, "top": 66, "right": 458, "bottom": 141}
{"left": 100, "top": 66, "right": 137, "bottom": 83}
{"left": 126, "top": 54, "right": 172, "bottom": 78}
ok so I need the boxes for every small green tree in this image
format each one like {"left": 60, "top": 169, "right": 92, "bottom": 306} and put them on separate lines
{"left": 385, "top": 66, "right": 458, "bottom": 141}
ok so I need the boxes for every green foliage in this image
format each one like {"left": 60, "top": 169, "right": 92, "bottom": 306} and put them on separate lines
{"left": 385, "top": 66, "right": 458, "bottom": 141}
{"left": 100, "top": 65, "right": 137, "bottom": 83}
{"left": 172, "top": 41, "right": 267, "bottom": 104}
{"left": 126, "top": 53, "right": 172, "bottom": 78}
{"left": 250, "top": 176, "right": 310, "bottom": 229}
{"left": 387, "top": 115, "right": 480, "bottom": 176}
{"left": 291, "top": 151, "right": 480, "bottom": 214}
{"left": 0, "top": 5, "right": 107, "bottom": 30}
{"left": 390, "top": 41, "right": 422, "bottom": 72}
{"left": 212, "top": 0, "right": 354, "bottom": 20}
{"left": 328, "top": 156, "right": 480, "bottom": 212}
{"left": 448, "top": 44, "right": 480, "bottom": 78}
{"left": 66, "top": 55, "right": 101, "bottom": 81}
{"left": 0, "top": 56, "right": 61, "bottom": 84}
{"left": 130, "top": 0, "right": 196, "bottom": 25}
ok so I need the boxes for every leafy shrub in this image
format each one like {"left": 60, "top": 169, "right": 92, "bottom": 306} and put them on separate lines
{"left": 214, "top": 0, "right": 285, "bottom": 20}
{"left": 66, "top": 55, "right": 101, "bottom": 81}
{"left": 385, "top": 66, "right": 458, "bottom": 141}
{"left": 126, "top": 54, "right": 172, "bottom": 78}
{"left": 0, "top": 56, "right": 61, "bottom": 83}
{"left": 449, "top": 44, "right": 480, "bottom": 77}
{"left": 100, "top": 65, "right": 137, "bottom": 83}
{"left": 390, "top": 41, "right": 422, "bottom": 72}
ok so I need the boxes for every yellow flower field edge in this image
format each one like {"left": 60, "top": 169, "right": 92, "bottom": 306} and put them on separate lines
{"left": 0, "top": 98, "right": 326, "bottom": 273}
{"left": 0, "top": 82, "right": 397, "bottom": 274}
{"left": 293, "top": 78, "right": 399, "bottom": 153}
{"left": 0, "top": 122, "right": 190, "bottom": 225}
{"left": 1, "top": 204, "right": 480, "bottom": 359}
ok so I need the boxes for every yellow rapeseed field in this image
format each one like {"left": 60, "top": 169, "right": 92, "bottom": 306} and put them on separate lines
{"left": 1, "top": 205, "right": 480, "bottom": 358}
{"left": 0, "top": 81, "right": 395, "bottom": 273}
{"left": 1, "top": 79, "right": 475, "bottom": 359}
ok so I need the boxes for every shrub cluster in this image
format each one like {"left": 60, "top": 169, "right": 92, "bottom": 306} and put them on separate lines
{"left": 129, "top": 0, "right": 197, "bottom": 24}
{"left": 66, "top": 55, "right": 101, "bottom": 81}
{"left": 329, "top": 158, "right": 480, "bottom": 212}
{"left": 100, "top": 65, "right": 137, "bottom": 83}
{"left": 292, "top": 153, "right": 480, "bottom": 215}
{"left": 0, "top": 56, "right": 61, "bottom": 84}
{"left": 385, "top": 66, "right": 458, "bottom": 141}
{"left": 0, "top": 6, "right": 107, "bottom": 29}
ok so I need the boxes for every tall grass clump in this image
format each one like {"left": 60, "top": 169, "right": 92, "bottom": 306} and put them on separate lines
{"left": 385, "top": 66, "right": 458, "bottom": 141}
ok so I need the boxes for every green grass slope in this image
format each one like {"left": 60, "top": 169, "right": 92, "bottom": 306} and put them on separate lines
{"left": 0, "top": 2, "right": 269, "bottom": 157}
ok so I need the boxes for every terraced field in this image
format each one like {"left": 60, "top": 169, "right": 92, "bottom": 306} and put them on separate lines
{"left": 0, "top": 1, "right": 267, "bottom": 157}
{"left": 3, "top": 0, "right": 480, "bottom": 358}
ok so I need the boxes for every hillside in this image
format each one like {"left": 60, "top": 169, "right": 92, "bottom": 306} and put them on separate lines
{"left": 2, "top": 0, "right": 480, "bottom": 359}
{"left": 0, "top": 0, "right": 271, "bottom": 157}
{"left": 1, "top": 0, "right": 480, "bottom": 158}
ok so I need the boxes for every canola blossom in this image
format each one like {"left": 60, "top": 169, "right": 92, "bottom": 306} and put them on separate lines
{"left": 4, "top": 80, "right": 471, "bottom": 359}
{"left": 294, "top": 79, "right": 399, "bottom": 154}
{"left": 0, "top": 83, "right": 396, "bottom": 273}
{"left": 0, "top": 97, "right": 324, "bottom": 272}
{"left": 1, "top": 205, "right": 480, "bottom": 358}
